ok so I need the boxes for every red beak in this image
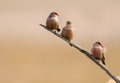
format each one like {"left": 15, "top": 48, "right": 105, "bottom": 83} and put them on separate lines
{"left": 54, "top": 12, "right": 59, "bottom": 16}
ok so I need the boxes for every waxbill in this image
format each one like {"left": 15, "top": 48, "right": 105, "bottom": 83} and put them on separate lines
{"left": 46, "top": 12, "right": 60, "bottom": 32}
{"left": 91, "top": 41, "right": 106, "bottom": 65}
{"left": 61, "top": 21, "right": 74, "bottom": 45}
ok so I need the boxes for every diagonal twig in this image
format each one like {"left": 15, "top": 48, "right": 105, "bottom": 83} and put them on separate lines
{"left": 39, "top": 24, "right": 120, "bottom": 83}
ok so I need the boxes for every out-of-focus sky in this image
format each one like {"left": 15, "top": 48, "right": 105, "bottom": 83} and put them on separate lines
{"left": 106, "top": 76, "right": 120, "bottom": 83}
{"left": 0, "top": 0, "right": 120, "bottom": 83}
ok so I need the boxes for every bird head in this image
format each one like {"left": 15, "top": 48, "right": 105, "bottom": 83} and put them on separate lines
{"left": 93, "top": 41, "right": 103, "bottom": 48}
{"left": 49, "top": 12, "right": 59, "bottom": 18}
{"left": 66, "top": 20, "right": 72, "bottom": 25}
{"left": 52, "top": 12, "right": 59, "bottom": 16}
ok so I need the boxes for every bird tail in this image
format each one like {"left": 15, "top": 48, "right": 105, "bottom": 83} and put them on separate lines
{"left": 102, "top": 55, "right": 106, "bottom": 65}
{"left": 102, "top": 59, "right": 105, "bottom": 65}
{"left": 95, "top": 56, "right": 106, "bottom": 65}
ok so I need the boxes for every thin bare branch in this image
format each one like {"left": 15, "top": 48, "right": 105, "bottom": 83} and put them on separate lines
{"left": 39, "top": 24, "right": 120, "bottom": 83}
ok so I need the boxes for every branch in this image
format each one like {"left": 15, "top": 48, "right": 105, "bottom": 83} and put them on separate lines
{"left": 39, "top": 24, "right": 120, "bottom": 83}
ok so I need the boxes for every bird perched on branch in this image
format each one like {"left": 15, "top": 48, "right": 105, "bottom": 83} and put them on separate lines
{"left": 46, "top": 12, "right": 60, "bottom": 32}
{"left": 61, "top": 21, "right": 74, "bottom": 45}
{"left": 91, "top": 41, "right": 106, "bottom": 65}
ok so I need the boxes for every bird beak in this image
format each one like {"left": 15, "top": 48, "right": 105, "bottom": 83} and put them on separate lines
{"left": 55, "top": 12, "right": 59, "bottom": 16}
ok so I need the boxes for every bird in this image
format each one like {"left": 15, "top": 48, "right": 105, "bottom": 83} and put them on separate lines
{"left": 46, "top": 12, "right": 60, "bottom": 32}
{"left": 61, "top": 21, "right": 74, "bottom": 45}
{"left": 91, "top": 41, "right": 106, "bottom": 65}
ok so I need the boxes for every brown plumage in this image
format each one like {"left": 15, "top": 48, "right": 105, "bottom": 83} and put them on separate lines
{"left": 46, "top": 12, "right": 60, "bottom": 32}
{"left": 61, "top": 21, "right": 74, "bottom": 41}
{"left": 91, "top": 42, "right": 106, "bottom": 65}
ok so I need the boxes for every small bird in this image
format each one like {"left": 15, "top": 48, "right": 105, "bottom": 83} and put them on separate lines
{"left": 46, "top": 12, "right": 60, "bottom": 32}
{"left": 61, "top": 21, "right": 74, "bottom": 45}
{"left": 91, "top": 41, "right": 106, "bottom": 65}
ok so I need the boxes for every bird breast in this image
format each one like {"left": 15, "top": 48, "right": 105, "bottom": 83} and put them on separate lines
{"left": 91, "top": 46, "right": 104, "bottom": 59}
{"left": 61, "top": 26, "right": 74, "bottom": 41}
{"left": 46, "top": 16, "right": 58, "bottom": 29}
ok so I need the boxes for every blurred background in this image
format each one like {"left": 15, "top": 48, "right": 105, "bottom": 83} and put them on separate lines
{"left": 0, "top": 0, "right": 120, "bottom": 83}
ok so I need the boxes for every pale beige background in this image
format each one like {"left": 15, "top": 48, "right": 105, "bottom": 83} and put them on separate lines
{"left": 0, "top": 0, "right": 120, "bottom": 83}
